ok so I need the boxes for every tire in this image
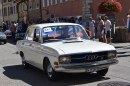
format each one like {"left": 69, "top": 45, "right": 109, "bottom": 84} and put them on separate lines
{"left": 4, "top": 41, "right": 7, "bottom": 44}
{"left": 45, "top": 59, "right": 59, "bottom": 81}
{"left": 97, "top": 68, "right": 108, "bottom": 76}
{"left": 21, "top": 56, "right": 30, "bottom": 69}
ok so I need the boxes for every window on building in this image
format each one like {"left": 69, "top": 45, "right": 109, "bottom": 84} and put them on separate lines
{"left": 22, "top": 3, "right": 24, "bottom": 11}
{"left": 4, "top": 8, "right": 7, "bottom": 16}
{"left": 43, "top": 0, "right": 49, "bottom": 7}
{"left": 14, "top": 6, "right": 15, "bottom": 14}
{"left": 2, "top": 9, "right": 3, "bottom": 16}
{"left": 32, "top": 0, "right": 36, "bottom": 9}
{"left": 29, "top": 0, "right": 32, "bottom": 11}
{"left": 19, "top": 4, "right": 22, "bottom": 12}
{"left": 8, "top": 6, "right": 10, "bottom": 15}
{"left": 0, "top": 10, "right": 1, "bottom": 16}
{"left": 15, "top": 6, "right": 17, "bottom": 13}
{"left": 60, "top": 0, "right": 68, "bottom": 3}
{"left": 10, "top": 7, "right": 13, "bottom": 14}
{"left": 51, "top": 0, "right": 57, "bottom": 5}
{"left": 36, "top": 0, "right": 40, "bottom": 9}
{"left": 3, "top": 0, "right": 6, "bottom": 3}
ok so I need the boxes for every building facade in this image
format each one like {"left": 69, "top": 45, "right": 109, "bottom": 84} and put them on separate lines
{"left": 28, "top": 0, "right": 41, "bottom": 21}
{"left": 13, "top": 0, "right": 28, "bottom": 23}
{"left": 0, "top": 0, "right": 3, "bottom": 26}
{"left": 1, "top": 0, "right": 126, "bottom": 26}
{"left": 3, "top": 0, "right": 10, "bottom": 24}
{"left": 8, "top": 0, "right": 18, "bottom": 22}
{"left": 41, "top": 0, "right": 127, "bottom": 26}
{"left": 41, "top": 0, "right": 85, "bottom": 20}
{"left": 2, "top": 0, "right": 18, "bottom": 24}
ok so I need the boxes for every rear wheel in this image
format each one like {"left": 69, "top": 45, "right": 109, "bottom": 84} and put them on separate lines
{"left": 97, "top": 68, "right": 108, "bottom": 76}
{"left": 45, "top": 59, "right": 59, "bottom": 81}
{"left": 21, "top": 56, "right": 30, "bottom": 69}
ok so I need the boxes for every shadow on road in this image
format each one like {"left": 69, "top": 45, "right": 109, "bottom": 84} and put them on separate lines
{"left": 115, "top": 46, "right": 125, "bottom": 49}
{"left": 6, "top": 38, "right": 17, "bottom": 45}
{"left": 0, "top": 42, "right": 5, "bottom": 45}
{"left": 3, "top": 65, "right": 110, "bottom": 86}
{"left": 117, "top": 52, "right": 127, "bottom": 54}
{"left": 118, "top": 55, "right": 130, "bottom": 58}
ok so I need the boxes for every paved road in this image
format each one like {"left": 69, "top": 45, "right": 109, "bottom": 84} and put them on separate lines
{"left": 0, "top": 39, "right": 130, "bottom": 86}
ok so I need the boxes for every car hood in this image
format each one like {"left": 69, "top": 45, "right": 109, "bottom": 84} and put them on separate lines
{"left": 42, "top": 40, "right": 116, "bottom": 55}
{"left": 0, "top": 32, "right": 5, "bottom": 36}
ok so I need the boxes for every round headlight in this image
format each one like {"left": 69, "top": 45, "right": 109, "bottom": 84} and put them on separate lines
{"left": 108, "top": 51, "right": 116, "bottom": 58}
{"left": 59, "top": 56, "right": 71, "bottom": 63}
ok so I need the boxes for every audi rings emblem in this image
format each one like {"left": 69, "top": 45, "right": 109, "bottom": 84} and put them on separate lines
{"left": 85, "top": 55, "right": 98, "bottom": 60}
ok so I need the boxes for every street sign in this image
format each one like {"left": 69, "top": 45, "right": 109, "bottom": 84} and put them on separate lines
{"left": 50, "top": 14, "right": 55, "bottom": 21}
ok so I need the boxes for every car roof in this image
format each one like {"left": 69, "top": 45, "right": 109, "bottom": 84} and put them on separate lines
{"left": 28, "top": 23, "right": 80, "bottom": 29}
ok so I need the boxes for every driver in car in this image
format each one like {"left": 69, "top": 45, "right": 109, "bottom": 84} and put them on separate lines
{"left": 55, "top": 27, "right": 70, "bottom": 39}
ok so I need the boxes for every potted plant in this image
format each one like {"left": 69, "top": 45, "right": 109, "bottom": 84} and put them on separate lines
{"left": 98, "top": 0, "right": 122, "bottom": 14}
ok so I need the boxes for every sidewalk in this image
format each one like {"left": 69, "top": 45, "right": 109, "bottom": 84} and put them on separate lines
{"left": 94, "top": 39, "right": 130, "bottom": 47}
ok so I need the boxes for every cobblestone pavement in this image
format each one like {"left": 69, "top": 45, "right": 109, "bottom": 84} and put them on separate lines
{"left": 0, "top": 39, "right": 130, "bottom": 86}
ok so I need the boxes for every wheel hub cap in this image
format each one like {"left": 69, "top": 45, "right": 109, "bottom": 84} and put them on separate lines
{"left": 47, "top": 64, "right": 53, "bottom": 77}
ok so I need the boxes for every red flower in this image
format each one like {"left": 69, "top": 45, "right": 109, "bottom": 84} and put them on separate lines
{"left": 98, "top": 0, "right": 122, "bottom": 13}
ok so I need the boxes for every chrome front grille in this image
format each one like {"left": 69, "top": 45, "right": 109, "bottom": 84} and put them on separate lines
{"left": 70, "top": 52, "right": 108, "bottom": 63}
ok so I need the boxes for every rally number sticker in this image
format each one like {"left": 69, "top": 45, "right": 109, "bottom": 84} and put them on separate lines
{"left": 43, "top": 27, "right": 52, "bottom": 32}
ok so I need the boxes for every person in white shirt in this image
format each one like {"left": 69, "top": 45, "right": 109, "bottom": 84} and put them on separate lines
{"left": 88, "top": 17, "right": 95, "bottom": 39}
{"left": 105, "top": 16, "right": 112, "bottom": 43}
{"left": 96, "top": 16, "right": 104, "bottom": 42}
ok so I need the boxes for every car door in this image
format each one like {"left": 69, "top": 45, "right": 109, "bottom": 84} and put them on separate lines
{"left": 28, "top": 28, "right": 44, "bottom": 68}
{"left": 22, "top": 28, "right": 35, "bottom": 64}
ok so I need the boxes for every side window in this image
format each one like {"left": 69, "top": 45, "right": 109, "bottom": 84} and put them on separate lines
{"left": 25, "top": 28, "right": 34, "bottom": 40}
{"left": 33, "top": 29, "right": 41, "bottom": 43}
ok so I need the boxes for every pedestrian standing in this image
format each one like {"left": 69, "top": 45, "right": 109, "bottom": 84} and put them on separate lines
{"left": 96, "top": 16, "right": 104, "bottom": 42}
{"left": 105, "top": 16, "right": 112, "bottom": 43}
{"left": 88, "top": 17, "right": 95, "bottom": 39}
{"left": 126, "top": 14, "right": 130, "bottom": 40}
{"left": 27, "top": 20, "right": 32, "bottom": 27}
{"left": 21, "top": 21, "right": 28, "bottom": 33}
{"left": 10, "top": 21, "right": 16, "bottom": 41}
{"left": 102, "top": 17, "right": 107, "bottom": 43}
{"left": 2, "top": 22, "right": 6, "bottom": 32}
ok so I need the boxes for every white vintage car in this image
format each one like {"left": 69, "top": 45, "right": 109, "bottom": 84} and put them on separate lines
{"left": 16, "top": 23, "right": 118, "bottom": 81}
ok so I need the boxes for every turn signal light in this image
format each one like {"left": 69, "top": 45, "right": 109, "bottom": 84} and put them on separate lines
{"left": 54, "top": 62, "right": 58, "bottom": 65}
{"left": 116, "top": 56, "right": 118, "bottom": 59}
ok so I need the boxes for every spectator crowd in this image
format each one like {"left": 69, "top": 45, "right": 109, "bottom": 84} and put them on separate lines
{"left": 1, "top": 16, "right": 112, "bottom": 43}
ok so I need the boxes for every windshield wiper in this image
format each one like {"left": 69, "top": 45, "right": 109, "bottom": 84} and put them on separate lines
{"left": 64, "top": 37, "right": 78, "bottom": 40}
{"left": 44, "top": 39, "right": 61, "bottom": 42}
{"left": 63, "top": 37, "right": 83, "bottom": 43}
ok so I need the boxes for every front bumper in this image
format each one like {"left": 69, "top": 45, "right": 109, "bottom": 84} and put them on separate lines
{"left": 0, "top": 39, "right": 6, "bottom": 42}
{"left": 15, "top": 36, "right": 24, "bottom": 39}
{"left": 54, "top": 59, "right": 118, "bottom": 73}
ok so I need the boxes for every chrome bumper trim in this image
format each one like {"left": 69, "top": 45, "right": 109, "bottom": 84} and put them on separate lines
{"left": 54, "top": 59, "right": 118, "bottom": 73}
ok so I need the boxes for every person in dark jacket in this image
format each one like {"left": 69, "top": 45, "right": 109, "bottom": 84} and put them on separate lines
{"left": 21, "top": 21, "right": 28, "bottom": 32}
{"left": 2, "top": 22, "right": 6, "bottom": 31}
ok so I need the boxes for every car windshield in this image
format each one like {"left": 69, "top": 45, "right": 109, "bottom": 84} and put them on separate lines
{"left": 42, "top": 25, "right": 89, "bottom": 43}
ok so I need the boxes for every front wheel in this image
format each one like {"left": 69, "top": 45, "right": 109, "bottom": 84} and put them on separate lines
{"left": 45, "top": 59, "right": 59, "bottom": 81}
{"left": 4, "top": 41, "right": 7, "bottom": 44}
{"left": 97, "top": 68, "right": 108, "bottom": 76}
{"left": 21, "top": 56, "right": 30, "bottom": 69}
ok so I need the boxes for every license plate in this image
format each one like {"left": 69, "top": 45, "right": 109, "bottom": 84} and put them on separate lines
{"left": 86, "top": 68, "right": 98, "bottom": 72}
